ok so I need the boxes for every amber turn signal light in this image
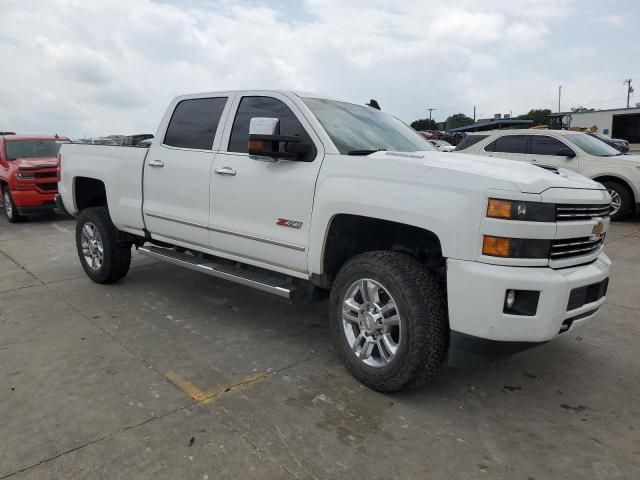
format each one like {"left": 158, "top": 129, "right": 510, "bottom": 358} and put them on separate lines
{"left": 487, "top": 198, "right": 513, "bottom": 219}
{"left": 483, "top": 235, "right": 511, "bottom": 257}
{"left": 248, "top": 139, "right": 267, "bottom": 151}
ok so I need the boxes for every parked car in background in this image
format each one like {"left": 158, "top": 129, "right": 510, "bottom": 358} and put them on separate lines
{"left": 122, "top": 134, "right": 153, "bottom": 146}
{"left": 454, "top": 129, "right": 640, "bottom": 220}
{"left": 417, "top": 130, "right": 438, "bottom": 140}
{"left": 588, "top": 132, "right": 629, "bottom": 154}
{"left": 0, "top": 134, "right": 69, "bottom": 222}
{"left": 75, "top": 137, "right": 120, "bottom": 145}
{"left": 429, "top": 139, "right": 455, "bottom": 152}
{"left": 58, "top": 89, "right": 611, "bottom": 392}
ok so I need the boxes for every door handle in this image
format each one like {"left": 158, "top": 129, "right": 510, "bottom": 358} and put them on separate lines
{"left": 148, "top": 159, "right": 164, "bottom": 168}
{"left": 215, "top": 167, "right": 236, "bottom": 176}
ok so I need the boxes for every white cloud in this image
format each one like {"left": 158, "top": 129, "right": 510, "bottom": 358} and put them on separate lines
{"left": 0, "top": 0, "right": 632, "bottom": 137}
{"left": 602, "top": 14, "right": 625, "bottom": 26}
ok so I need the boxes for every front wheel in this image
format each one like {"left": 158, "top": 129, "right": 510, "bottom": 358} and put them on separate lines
{"left": 330, "top": 251, "right": 448, "bottom": 392}
{"left": 76, "top": 207, "right": 131, "bottom": 284}
{"left": 3, "top": 187, "right": 24, "bottom": 223}
{"left": 602, "top": 180, "right": 632, "bottom": 221}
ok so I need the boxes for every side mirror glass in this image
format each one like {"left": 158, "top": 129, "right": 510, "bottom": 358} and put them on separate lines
{"left": 556, "top": 147, "right": 576, "bottom": 158}
{"left": 248, "top": 117, "right": 312, "bottom": 161}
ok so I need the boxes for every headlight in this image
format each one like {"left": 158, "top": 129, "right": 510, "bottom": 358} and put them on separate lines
{"left": 482, "top": 235, "right": 551, "bottom": 258}
{"left": 487, "top": 198, "right": 555, "bottom": 222}
{"left": 16, "top": 172, "right": 35, "bottom": 180}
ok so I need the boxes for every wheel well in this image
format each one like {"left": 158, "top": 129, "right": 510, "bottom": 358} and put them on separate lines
{"left": 74, "top": 177, "right": 107, "bottom": 212}
{"left": 594, "top": 176, "right": 635, "bottom": 202}
{"left": 320, "top": 214, "right": 444, "bottom": 285}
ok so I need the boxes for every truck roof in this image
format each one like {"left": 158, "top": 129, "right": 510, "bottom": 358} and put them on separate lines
{"left": 2, "top": 135, "right": 68, "bottom": 142}
{"left": 174, "top": 89, "right": 333, "bottom": 101}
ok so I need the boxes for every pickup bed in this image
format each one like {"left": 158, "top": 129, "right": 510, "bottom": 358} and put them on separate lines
{"left": 58, "top": 90, "right": 612, "bottom": 392}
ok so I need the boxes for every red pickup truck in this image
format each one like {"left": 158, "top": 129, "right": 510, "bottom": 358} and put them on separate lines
{"left": 0, "top": 135, "right": 69, "bottom": 222}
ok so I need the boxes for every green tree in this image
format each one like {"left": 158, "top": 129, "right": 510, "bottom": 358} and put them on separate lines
{"left": 411, "top": 118, "right": 438, "bottom": 131}
{"left": 516, "top": 108, "right": 552, "bottom": 127}
{"left": 445, "top": 113, "right": 474, "bottom": 130}
{"left": 571, "top": 106, "right": 595, "bottom": 113}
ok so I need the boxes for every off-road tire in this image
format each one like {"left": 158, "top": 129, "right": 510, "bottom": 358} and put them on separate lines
{"left": 602, "top": 180, "right": 632, "bottom": 221}
{"left": 2, "top": 187, "right": 24, "bottom": 223}
{"left": 330, "top": 251, "right": 448, "bottom": 392}
{"left": 76, "top": 207, "right": 131, "bottom": 284}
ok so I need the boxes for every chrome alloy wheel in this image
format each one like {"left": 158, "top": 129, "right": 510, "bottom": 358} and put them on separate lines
{"left": 608, "top": 189, "right": 622, "bottom": 216}
{"left": 80, "top": 222, "right": 104, "bottom": 271}
{"left": 342, "top": 278, "right": 402, "bottom": 367}
{"left": 4, "top": 190, "right": 13, "bottom": 218}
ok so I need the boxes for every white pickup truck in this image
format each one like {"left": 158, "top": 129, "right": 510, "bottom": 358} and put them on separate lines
{"left": 58, "top": 90, "right": 612, "bottom": 392}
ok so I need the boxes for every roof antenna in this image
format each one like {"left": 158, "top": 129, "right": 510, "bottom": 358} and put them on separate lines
{"left": 367, "top": 99, "right": 381, "bottom": 110}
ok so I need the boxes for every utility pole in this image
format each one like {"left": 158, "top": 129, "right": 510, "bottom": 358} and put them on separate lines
{"left": 558, "top": 85, "right": 562, "bottom": 113}
{"left": 427, "top": 108, "right": 436, "bottom": 126}
{"left": 473, "top": 105, "right": 476, "bottom": 123}
{"left": 624, "top": 79, "right": 633, "bottom": 108}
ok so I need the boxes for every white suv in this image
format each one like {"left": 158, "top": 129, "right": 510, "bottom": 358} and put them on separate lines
{"left": 454, "top": 129, "right": 640, "bottom": 220}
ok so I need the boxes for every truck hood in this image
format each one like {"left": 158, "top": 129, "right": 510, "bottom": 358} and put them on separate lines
{"left": 12, "top": 157, "right": 58, "bottom": 170}
{"left": 372, "top": 150, "right": 604, "bottom": 194}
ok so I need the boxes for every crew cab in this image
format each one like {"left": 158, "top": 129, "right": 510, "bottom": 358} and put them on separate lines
{"left": 1, "top": 135, "right": 69, "bottom": 222}
{"left": 58, "top": 90, "right": 612, "bottom": 392}
{"left": 454, "top": 129, "right": 640, "bottom": 220}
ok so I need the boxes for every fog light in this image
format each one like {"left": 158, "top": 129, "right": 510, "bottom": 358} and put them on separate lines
{"left": 505, "top": 289, "right": 516, "bottom": 309}
{"left": 503, "top": 290, "right": 540, "bottom": 316}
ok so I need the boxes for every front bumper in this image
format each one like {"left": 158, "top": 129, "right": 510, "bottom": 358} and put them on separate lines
{"left": 54, "top": 194, "right": 71, "bottom": 216}
{"left": 446, "top": 253, "right": 611, "bottom": 344}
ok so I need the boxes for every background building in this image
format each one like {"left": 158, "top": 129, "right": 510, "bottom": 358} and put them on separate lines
{"left": 548, "top": 107, "right": 640, "bottom": 143}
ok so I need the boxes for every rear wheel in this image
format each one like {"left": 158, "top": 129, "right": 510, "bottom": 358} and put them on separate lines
{"left": 602, "top": 180, "right": 632, "bottom": 221}
{"left": 330, "top": 251, "right": 448, "bottom": 392}
{"left": 2, "top": 187, "right": 24, "bottom": 223}
{"left": 76, "top": 207, "right": 131, "bottom": 283}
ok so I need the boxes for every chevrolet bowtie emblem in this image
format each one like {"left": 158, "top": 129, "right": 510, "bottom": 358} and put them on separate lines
{"left": 592, "top": 221, "right": 605, "bottom": 236}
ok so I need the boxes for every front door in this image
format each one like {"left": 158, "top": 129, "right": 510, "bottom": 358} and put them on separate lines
{"left": 210, "top": 93, "right": 324, "bottom": 275}
{"left": 143, "top": 95, "right": 231, "bottom": 247}
{"left": 527, "top": 134, "right": 579, "bottom": 171}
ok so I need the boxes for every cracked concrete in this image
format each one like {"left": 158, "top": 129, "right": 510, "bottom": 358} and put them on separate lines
{"left": 0, "top": 214, "right": 639, "bottom": 479}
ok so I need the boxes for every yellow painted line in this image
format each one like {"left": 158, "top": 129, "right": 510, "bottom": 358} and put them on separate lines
{"left": 165, "top": 371, "right": 268, "bottom": 405}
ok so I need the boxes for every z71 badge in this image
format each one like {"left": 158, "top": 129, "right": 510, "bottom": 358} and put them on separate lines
{"left": 277, "top": 218, "right": 303, "bottom": 229}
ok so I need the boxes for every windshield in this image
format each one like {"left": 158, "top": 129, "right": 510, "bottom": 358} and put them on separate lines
{"left": 566, "top": 133, "right": 620, "bottom": 157}
{"left": 5, "top": 140, "right": 63, "bottom": 160}
{"left": 302, "top": 97, "right": 436, "bottom": 154}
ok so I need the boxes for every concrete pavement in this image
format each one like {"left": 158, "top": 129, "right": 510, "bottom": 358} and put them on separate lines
{"left": 1, "top": 214, "right": 639, "bottom": 479}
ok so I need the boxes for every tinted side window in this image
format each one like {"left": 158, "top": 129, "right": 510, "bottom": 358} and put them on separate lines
{"left": 485, "top": 135, "right": 528, "bottom": 154}
{"left": 164, "top": 97, "right": 227, "bottom": 150}
{"left": 529, "top": 135, "right": 569, "bottom": 155}
{"left": 454, "top": 135, "right": 488, "bottom": 151}
{"left": 228, "top": 96, "right": 312, "bottom": 154}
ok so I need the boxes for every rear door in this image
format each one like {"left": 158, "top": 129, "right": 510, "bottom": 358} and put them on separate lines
{"left": 209, "top": 93, "right": 324, "bottom": 275}
{"left": 143, "top": 94, "right": 233, "bottom": 247}
{"left": 484, "top": 134, "right": 529, "bottom": 161}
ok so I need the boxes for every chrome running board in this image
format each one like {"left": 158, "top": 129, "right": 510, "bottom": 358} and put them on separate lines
{"left": 138, "top": 246, "right": 294, "bottom": 299}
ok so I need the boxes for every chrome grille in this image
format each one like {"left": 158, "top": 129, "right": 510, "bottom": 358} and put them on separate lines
{"left": 556, "top": 204, "right": 610, "bottom": 221}
{"left": 550, "top": 236, "right": 604, "bottom": 260}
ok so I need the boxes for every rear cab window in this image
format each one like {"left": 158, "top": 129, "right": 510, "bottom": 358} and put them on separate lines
{"left": 163, "top": 97, "right": 228, "bottom": 150}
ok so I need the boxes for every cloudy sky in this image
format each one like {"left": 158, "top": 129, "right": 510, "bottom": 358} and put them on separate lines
{"left": 0, "top": 0, "right": 638, "bottom": 138}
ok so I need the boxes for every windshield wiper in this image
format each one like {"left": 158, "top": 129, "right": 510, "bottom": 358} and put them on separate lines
{"left": 347, "top": 149, "right": 386, "bottom": 156}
